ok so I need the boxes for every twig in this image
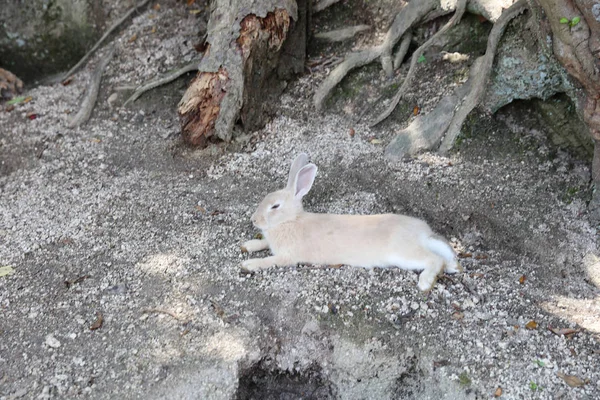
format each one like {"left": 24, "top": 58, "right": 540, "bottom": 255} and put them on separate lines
{"left": 370, "top": 0, "right": 468, "bottom": 127}
{"left": 142, "top": 308, "right": 188, "bottom": 322}
{"left": 67, "top": 46, "right": 116, "bottom": 128}
{"left": 123, "top": 60, "right": 200, "bottom": 106}
{"left": 56, "top": 0, "right": 151, "bottom": 84}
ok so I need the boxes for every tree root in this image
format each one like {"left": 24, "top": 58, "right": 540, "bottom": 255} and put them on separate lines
{"left": 123, "top": 60, "right": 200, "bottom": 106}
{"left": 53, "top": 0, "right": 151, "bottom": 84}
{"left": 313, "top": 25, "right": 371, "bottom": 42}
{"left": 438, "top": 0, "right": 527, "bottom": 153}
{"left": 384, "top": 0, "right": 528, "bottom": 159}
{"left": 68, "top": 47, "right": 115, "bottom": 128}
{"left": 313, "top": 0, "right": 444, "bottom": 111}
{"left": 371, "top": 0, "right": 468, "bottom": 127}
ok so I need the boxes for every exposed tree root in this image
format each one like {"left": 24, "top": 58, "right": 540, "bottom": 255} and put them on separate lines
{"left": 313, "top": 25, "right": 371, "bottom": 42}
{"left": 313, "top": 0, "right": 343, "bottom": 13}
{"left": 371, "top": 0, "right": 468, "bottom": 127}
{"left": 384, "top": 0, "right": 528, "bottom": 158}
{"left": 53, "top": 0, "right": 151, "bottom": 85}
{"left": 313, "top": 0, "right": 443, "bottom": 111}
{"left": 68, "top": 47, "right": 115, "bottom": 128}
{"left": 123, "top": 60, "right": 200, "bottom": 106}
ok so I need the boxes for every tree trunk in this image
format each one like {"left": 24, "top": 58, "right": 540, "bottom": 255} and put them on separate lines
{"left": 178, "top": 0, "right": 309, "bottom": 147}
{"left": 535, "top": 0, "right": 600, "bottom": 216}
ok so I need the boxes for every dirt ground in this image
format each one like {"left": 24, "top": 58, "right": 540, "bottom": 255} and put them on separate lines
{"left": 1, "top": 1, "right": 599, "bottom": 399}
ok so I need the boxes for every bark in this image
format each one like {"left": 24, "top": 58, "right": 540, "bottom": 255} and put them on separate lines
{"left": 178, "top": 0, "right": 308, "bottom": 147}
{"left": 536, "top": 0, "right": 600, "bottom": 214}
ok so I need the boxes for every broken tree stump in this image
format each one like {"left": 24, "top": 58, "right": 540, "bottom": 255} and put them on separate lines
{"left": 178, "top": 0, "right": 309, "bottom": 147}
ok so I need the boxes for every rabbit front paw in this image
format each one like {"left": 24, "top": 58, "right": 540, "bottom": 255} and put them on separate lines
{"left": 241, "top": 239, "right": 269, "bottom": 253}
{"left": 417, "top": 270, "right": 438, "bottom": 292}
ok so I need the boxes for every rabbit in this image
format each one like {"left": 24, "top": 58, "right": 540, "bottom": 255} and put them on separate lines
{"left": 241, "top": 153, "right": 461, "bottom": 291}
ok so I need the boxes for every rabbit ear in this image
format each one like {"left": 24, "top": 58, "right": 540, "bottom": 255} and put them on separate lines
{"left": 293, "top": 164, "right": 317, "bottom": 199}
{"left": 287, "top": 153, "right": 309, "bottom": 190}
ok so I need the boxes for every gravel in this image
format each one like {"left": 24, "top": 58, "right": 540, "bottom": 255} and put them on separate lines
{"left": 1, "top": 1, "right": 599, "bottom": 399}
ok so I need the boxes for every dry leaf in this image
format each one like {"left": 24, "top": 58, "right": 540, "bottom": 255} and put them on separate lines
{"left": 147, "top": 14, "right": 156, "bottom": 19}
{"left": 90, "top": 138, "right": 101, "bottom": 143}
{"left": 413, "top": 106, "right": 419, "bottom": 116}
{"left": 151, "top": 26, "right": 157, "bottom": 34}
{"left": 370, "top": 138, "right": 382, "bottom": 144}
{"left": 549, "top": 327, "right": 581, "bottom": 338}
{"left": 452, "top": 311, "right": 464, "bottom": 320}
{"left": 556, "top": 372, "right": 586, "bottom": 387}
{"left": 525, "top": 320, "right": 538, "bottom": 330}
{"left": 128, "top": 34, "right": 137, "bottom": 42}
{"left": 474, "top": 254, "right": 488, "bottom": 260}
{"left": 330, "top": 264, "right": 343, "bottom": 269}
{"left": 187, "top": 0, "right": 195, "bottom": 5}
{"left": 62, "top": 76, "right": 74, "bottom": 86}
{"left": 519, "top": 275, "right": 526, "bottom": 284}
{"left": 23, "top": 96, "right": 33, "bottom": 103}
{"left": 90, "top": 312, "right": 104, "bottom": 330}
{"left": 253, "top": 233, "right": 263, "bottom": 239}
{"left": 152, "top": 3, "right": 160, "bottom": 10}
{"left": 458, "top": 252, "right": 472, "bottom": 258}
{"left": 494, "top": 387, "right": 502, "bottom": 397}
{"left": 0, "top": 266, "right": 15, "bottom": 277}
{"left": 27, "top": 112, "right": 38, "bottom": 120}
{"left": 349, "top": 128, "right": 355, "bottom": 138}
{"left": 189, "top": 9, "right": 201, "bottom": 14}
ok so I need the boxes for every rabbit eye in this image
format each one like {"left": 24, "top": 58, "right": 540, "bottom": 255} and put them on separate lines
{"left": 271, "top": 204, "right": 280, "bottom": 210}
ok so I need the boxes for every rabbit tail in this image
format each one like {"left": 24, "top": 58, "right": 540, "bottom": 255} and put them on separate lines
{"left": 425, "top": 235, "right": 461, "bottom": 274}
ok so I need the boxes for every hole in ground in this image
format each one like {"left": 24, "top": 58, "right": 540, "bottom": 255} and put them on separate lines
{"left": 236, "top": 362, "right": 336, "bottom": 400}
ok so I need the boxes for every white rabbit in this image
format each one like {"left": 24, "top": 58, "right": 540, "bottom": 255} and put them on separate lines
{"left": 241, "top": 153, "right": 461, "bottom": 291}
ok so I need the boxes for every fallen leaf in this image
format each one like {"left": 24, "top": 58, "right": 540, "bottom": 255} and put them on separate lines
{"left": 23, "top": 96, "right": 33, "bottom": 103}
{"left": 187, "top": 0, "right": 196, "bottom": 5}
{"left": 253, "top": 233, "right": 263, "bottom": 239}
{"left": 369, "top": 138, "right": 382, "bottom": 144}
{"left": 65, "top": 275, "right": 90, "bottom": 289}
{"left": 195, "top": 205, "right": 206, "bottom": 213}
{"left": 6, "top": 96, "right": 26, "bottom": 105}
{"left": 147, "top": 14, "right": 156, "bottom": 19}
{"left": 433, "top": 359, "right": 450, "bottom": 368}
{"left": 494, "top": 386, "right": 502, "bottom": 397}
{"left": 27, "top": 113, "right": 38, "bottom": 120}
{"left": 330, "top": 264, "right": 343, "bottom": 269}
{"left": 5, "top": 104, "right": 15, "bottom": 112}
{"left": 458, "top": 252, "right": 472, "bottom": 258}
{"left": 474, "top": 254, "right": 488, "bottom": 260}
{"left": 570, "top": 348, "right": 577, "bottom": 356}
{"left": 525, "top": 320, "right": 538, "bottom": 330}
{"left": 0, "top": 266, "right": 15, "bottom": 277}
{"left": 210, "top": 210, "right": 224, "bottom": 216}
{"left": 210, "top": 299, "right": 225, "bottom": 318}
{"left": 349, "top": 128, "right": 355, "bottom": 138}
{"left": 549, "top": 327, "right": 581, "bottom": 338}
{"left": 90, "top": 312, "right": 104, "bottom": 330}
{"left": 129, "top": 34, "right": 137, "bottom": 42}
{"left": 470, "top": 273, "right": 484, "bottom": 279}
{"left": 189, "top": 9, "right": 201, "bottom": 14}
{"left": 152, "top": 3, "right": 160, "bottom": 10}
{"left": 519, "top": 275, "right": 526, "bottom": 284}
{"left": 556, "top": 372, "right": 586, "bottom": 387}
{"left": 151, "top": 26, "right": 157, "bottom": 34}
{"left": 90, "top": 138, "right": 101, "bottom": 143}
{"left": 452, "top": 311, "right": 464, "bottom": 320}
{"left": 413, "top": 106, "right": 419, "bottom": 116}
{"left": 61, "top": 76, "right": 74, "bottom": 86}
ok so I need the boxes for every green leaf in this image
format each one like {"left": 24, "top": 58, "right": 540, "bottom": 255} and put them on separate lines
{"left": 571, "top": 16, "right": 581, "bottom": 27}
{"left": 0, "top": 266, "right": 15, "bottom": 277}
{"left": 6, "top": 96, "right": 26, "bottom": 105}
{"left": 559, "top": 17, "right": 569, "bottom": 24}
{"left": 417, "top": 54, "right": 427, "bottom": 64}
{"left": 535, "top": 359, "right": 545, "bottom": 367}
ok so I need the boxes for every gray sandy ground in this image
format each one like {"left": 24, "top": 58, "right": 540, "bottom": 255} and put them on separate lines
{"left": 1, "top": 1, "right": 599, "bottom": 399}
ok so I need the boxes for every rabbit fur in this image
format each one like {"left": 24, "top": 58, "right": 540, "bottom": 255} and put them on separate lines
{"left": 241, "top": 153, "right": 461, "bottom": 291}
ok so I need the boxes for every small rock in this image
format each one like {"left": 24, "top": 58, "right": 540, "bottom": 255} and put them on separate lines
{"left": 45, "top": 334, "right": 61, "bottom": 348}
